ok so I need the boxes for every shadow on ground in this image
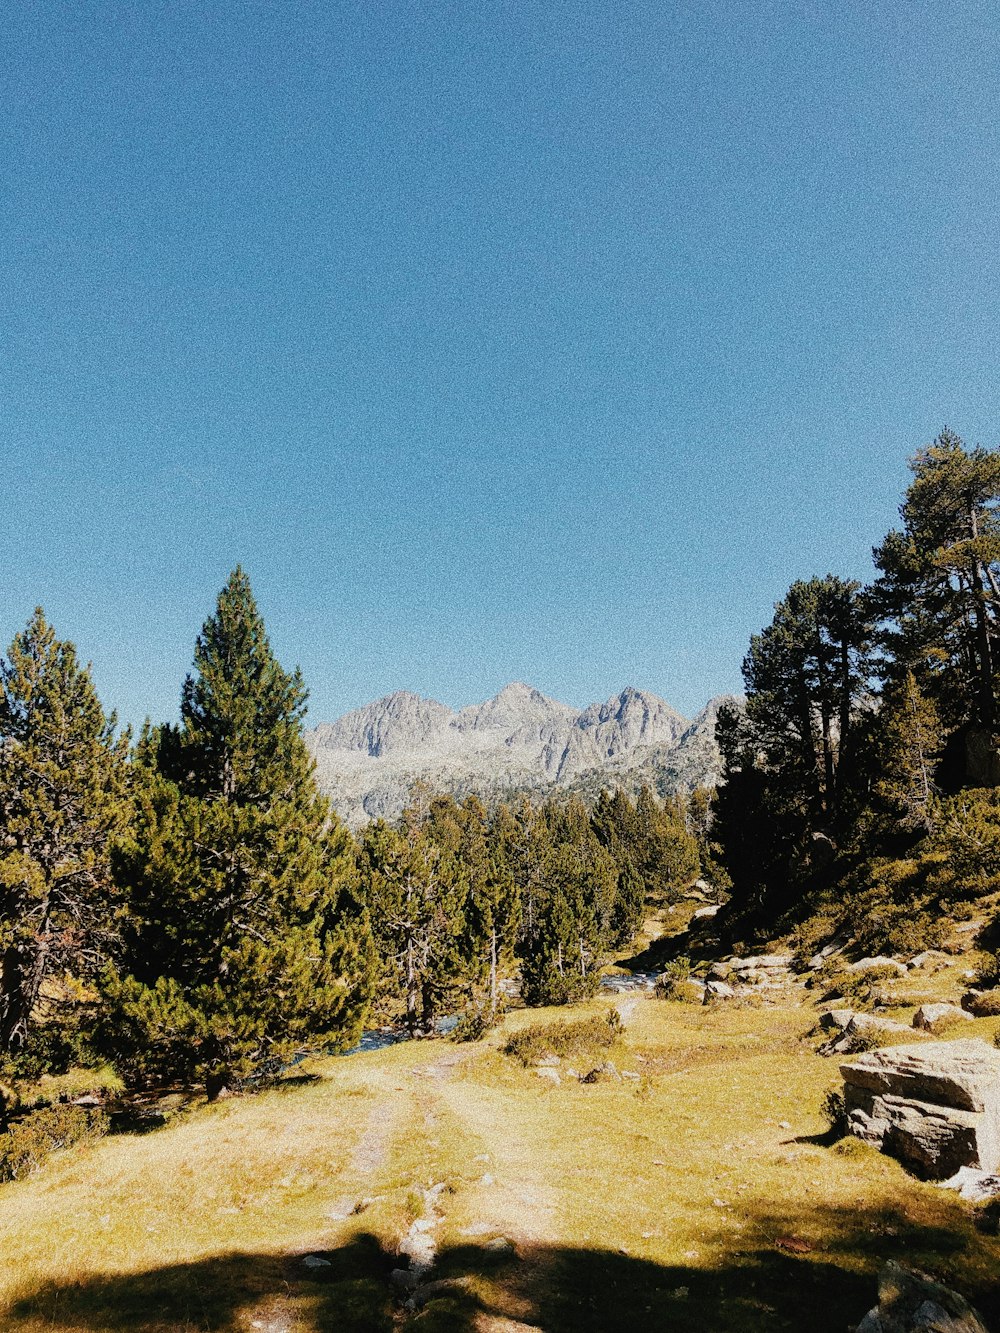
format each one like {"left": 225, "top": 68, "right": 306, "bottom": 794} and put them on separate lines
{"left": 6, "top": 1199, "right": 999, "bottom": 1333}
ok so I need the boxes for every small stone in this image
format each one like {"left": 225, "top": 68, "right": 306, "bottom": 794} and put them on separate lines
{"left": 712, "top": 1198, "right": 729, "bottom": 1208}
{"left": 390, "top": 1267, "right": 417, "bottom": 1294}
{"left": 302, "top": 1254, "right": 332, "bottom": 1269}
{"left": 485, "top": 1237, "right": 516, "bottom": 1255}
{"left": 535, "top": 1067, "right": 561, "bottom": 1085}
{"left": 480, "top": 1173, "right": 494, "bottom": 1186}
{"left": 778, "top": 1120, "right": 792, "bottom": 1130}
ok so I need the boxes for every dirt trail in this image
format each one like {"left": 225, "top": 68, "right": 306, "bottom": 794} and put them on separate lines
{"left": 431, "top": 1077, "right": 560, "bottom": 1249}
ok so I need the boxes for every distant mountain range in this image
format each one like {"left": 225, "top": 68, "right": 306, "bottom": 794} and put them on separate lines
{"left": 305, "top": 683, "right": 738, "bottom": 828}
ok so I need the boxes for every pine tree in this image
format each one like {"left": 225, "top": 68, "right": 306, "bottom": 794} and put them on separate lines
{"left": 358, "top": 816, "right": 468, "bottom": 1034}
{"left": 875, "top": 672, "right": 943, "bottom": 835}
{"left": 0, "top": 610, "right": 128, "bottom": 1115}
{"left": 519, "top": 797, "right": 618, "bottom": 1006}
{"left": 106, "top": 569, "right": 373, "bottom": 1096}
{"left": 872, "top": 430, "right": 1000, "bottom": 782}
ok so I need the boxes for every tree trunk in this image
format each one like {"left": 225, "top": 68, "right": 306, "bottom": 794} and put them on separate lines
{"left": 489, "top": 929, "right": 498, "bottom": 1019}
{"left": 405, "top": 935, "right": 418, "bottom": 1036}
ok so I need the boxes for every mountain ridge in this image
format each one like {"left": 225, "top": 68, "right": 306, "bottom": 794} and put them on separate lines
{"left": 306, "top": 683, "right": 737, "bottom": 828}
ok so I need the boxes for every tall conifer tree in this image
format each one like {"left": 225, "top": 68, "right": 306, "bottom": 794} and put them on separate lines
{"left": 107, "top": 569, "right": 373, "bottom": 1096}
{"left": 0, "top": 611, "right": 128, "bottom": 1114}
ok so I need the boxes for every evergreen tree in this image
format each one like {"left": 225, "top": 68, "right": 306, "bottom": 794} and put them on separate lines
{"left": 358, "top": 816, "right": 468, "bottom": 1034}
{"left": 715, "top": 576, "right": 875, "bottom": 920}
{"left": 106, "top": 569, "right": 373, "bottom": 1096}
{"left": 0, "top": 610, "right": 128, "bottom": 1115}
{"left": 874, "top": 672, "right": 943, "bottom": 835}
{"left": 519, "top": 797, "right": 618, "bottom": 1006}
{"left": 872, "top": 430, "right": 1000, "bottom": 782}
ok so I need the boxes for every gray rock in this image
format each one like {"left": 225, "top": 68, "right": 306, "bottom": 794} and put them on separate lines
{"left": 732, "top": 953, "right": 794, "bottom": 970}
{"left": 908, "top": 950, "right": 952, "bottom": 973}
{"left": 534, "top": 1067, "right": 561, "bottom": 1085}
{"left": 692, "top": 905, "right": 720, "bottom": 919}
{"left": 940, "top": 1165, "right": 1000, "bottom": 1202}
{"left": 819, "top": 1011, "right": 916, "bottom": 1054}
{"left": 301, "top": 1255, "right": 332, "bottom": 1269}
{"left": 704, "top": 979, "right": 735, "bottom": 1000}
{"left": 854, "top": 1260, "right": 988, "bottom": 1333}
{"left": 707, "top": 960, "right": 734, "bottom": 980}
{"left": 848, "top": 957, "right": 908, "bottom": 975}
{"left": 912, "top": 1004, "right": 973, "bottom": 1034}
{"left": 841, "top": 1040, "right": 1000, "bottom": 1179}
{"left": 485, "top": 1237, "right": 517, "bottom": 1255}
{"left": 820, "top": 1008, "right": 859, "bottom": 1031}
{"left": 962, "top": 989, "right": 1000, "bottom": 1018}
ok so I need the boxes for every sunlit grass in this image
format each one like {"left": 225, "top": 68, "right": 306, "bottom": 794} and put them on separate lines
{"left": 0, "top": 986, "right": 997, "bottom": 1331}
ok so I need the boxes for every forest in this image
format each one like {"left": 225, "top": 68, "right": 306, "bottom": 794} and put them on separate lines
{"left": 1, "top": 429, "right": 999, "bottom": 1122}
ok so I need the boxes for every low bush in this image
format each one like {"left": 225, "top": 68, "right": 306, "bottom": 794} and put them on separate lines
{"left": 503, "top": 1011, "right": 624, "bottom": 1067}
{"left": 0, "top": 1103, "right": 108, "bottom": 1182}
{"left": 824, "top": 964, "right": 901, "bottom": 1010}
{"left": 821, "top": 1088, "right": 846, "bottom": 1135}
{"left": 449, "top": 1005, "right": 499, "bottom": 1043}
{"left": 653, "top": 957, "right": 692, "bottom": 1000}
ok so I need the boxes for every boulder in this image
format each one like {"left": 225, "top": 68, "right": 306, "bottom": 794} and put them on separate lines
{"left": 912, "top": 1004, "right": 973, "bottom": 1035}
{"left": 733, "top": 953, "right": 794, "bottom": 970}
{"left": 706, "top": 960, "right": 734, "bottom": 980}
{"left": 841, "top": 1040, "right": 1000, "bottom": 1179}
{"left": 820, "top": 1012, "right": 915, "bottom": 1056}
{"left": 908, "top": 950, "right": 951, "bottom": 973}
{"left": 847, "top": 956, "right": 908, "bottom": 975}
{"left": 962, "top": 989, "right": 1000, "bottom": 1018}
{"left": 704, "top": 979, "right": 735, "bottom": 1001}
{"left": 940, "top": 1165, "right": 1000, "bottom": 1202}
{"left": 692, "top": 905, "right": 720, "bottom": 919}
{"left": 855, "top": 1260, "right": 988, "bottom": 1333}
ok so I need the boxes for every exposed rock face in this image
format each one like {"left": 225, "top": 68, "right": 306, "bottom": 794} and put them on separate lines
{"left": 841, "top": 1040, "right": 1000, "bottom": 1179}
{"left": 855, "top": 1261, "right": 989, "bottom": 1333}
{"left": 306, "top": 684, "right": 736, "bottom": 827}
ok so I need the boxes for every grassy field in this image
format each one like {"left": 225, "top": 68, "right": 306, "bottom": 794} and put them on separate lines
{"left": 0, "top": 986, "right": 998, "bottom": 1332}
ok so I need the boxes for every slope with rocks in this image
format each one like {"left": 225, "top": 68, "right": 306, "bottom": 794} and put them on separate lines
{"left": 306, "top": 683, "right": 738, "bottom": 827}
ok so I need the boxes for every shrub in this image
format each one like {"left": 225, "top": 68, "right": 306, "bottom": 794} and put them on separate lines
{"left": 449, "top": 1006, "right": 498, "bottom": 1043}
{"left": 0, "top": 1104, "right": 108, "bottom": 1182}
{"left": 653, "top": 957, "right": 692, "bottom": 999}
{"left": 504, "top": 1011, "right": 624, "bottom": 1067}
{"left": 824, "top": 964, "right": 901, "bottom": 1010}
{"left": 821, "top": 1089, "right": 846, "bottom": 1136}
{"left": 519, "top": 968, "right": 600, "bottom": 1008}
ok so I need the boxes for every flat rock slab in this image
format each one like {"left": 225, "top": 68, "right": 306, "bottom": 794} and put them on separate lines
{"left": 842, "top": 1040, "right": 1000, "bottom": 1179}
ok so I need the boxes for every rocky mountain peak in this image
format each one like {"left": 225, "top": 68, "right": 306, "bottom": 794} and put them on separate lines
{"left": 306, "top": 682, "right": 733, "bottom": 828}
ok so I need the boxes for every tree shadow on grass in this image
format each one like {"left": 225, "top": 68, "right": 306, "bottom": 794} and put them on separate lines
{"left": 6, "top": 1196, "right": 1000, "bottom": 1333}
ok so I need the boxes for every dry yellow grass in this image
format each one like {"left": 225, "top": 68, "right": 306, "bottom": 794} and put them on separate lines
{"left": 0, "top": 988, "right": 997, "bottom": 1332}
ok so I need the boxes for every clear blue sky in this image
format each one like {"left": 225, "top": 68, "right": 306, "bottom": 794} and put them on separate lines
{"left": 3, "top": 1, "right": 999, "bottom": 726}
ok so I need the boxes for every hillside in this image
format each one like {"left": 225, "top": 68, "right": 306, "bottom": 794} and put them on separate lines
{"left": 306, "top": 684, "right": 736, "bottom": 826}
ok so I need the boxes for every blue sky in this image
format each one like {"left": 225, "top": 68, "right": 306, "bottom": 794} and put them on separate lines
{"left": 3, "top": 1, "right": 999, "bottom": 726}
